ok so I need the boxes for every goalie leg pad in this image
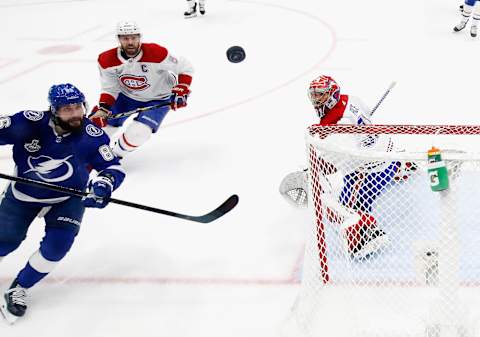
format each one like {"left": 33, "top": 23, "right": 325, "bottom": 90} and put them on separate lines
{"left": 342, "top": 212, "right": 389, "bottom": 259}
{"left": 340, "top": 161, "right": 398, "bottom": 212}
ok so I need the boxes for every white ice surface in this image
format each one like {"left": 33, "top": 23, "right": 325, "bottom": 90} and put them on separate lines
{"left": 0, "top": 0, "right": 479, "bottom": 336}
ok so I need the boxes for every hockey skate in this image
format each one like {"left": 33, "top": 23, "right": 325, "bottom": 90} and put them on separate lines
{"left": 471, "top": 25, "right": 478, "bottom": 37}
{"left": 343, "top": 212, "right": 389, "bottom": 259}
{"left": 454, "top": 20, "right": 468, "bottom": 32}
{"left": 199, "top": 1, "right": 206, "bottom": 15}
{"left": 0, "top": 280, "right": 27, "bottom": 324}
{"left": 184, "top": 2, "right": 197, "bottom": 18}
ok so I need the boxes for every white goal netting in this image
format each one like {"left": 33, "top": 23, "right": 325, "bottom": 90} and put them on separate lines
{"left": 288, "top": 124, "right": 480, "bottom": 337}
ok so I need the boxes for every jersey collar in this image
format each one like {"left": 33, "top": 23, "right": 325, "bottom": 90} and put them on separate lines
{"left": 117, "top": 46, "right": 143, "bottom": 63}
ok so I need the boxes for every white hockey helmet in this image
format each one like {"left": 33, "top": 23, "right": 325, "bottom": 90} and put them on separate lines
{"left": 116, "top": 20, "right": 141, "bottom": 36}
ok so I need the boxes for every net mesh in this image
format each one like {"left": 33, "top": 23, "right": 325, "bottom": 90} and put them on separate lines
{"left": 289, "top": 124, "right": 480, "bottom": 337}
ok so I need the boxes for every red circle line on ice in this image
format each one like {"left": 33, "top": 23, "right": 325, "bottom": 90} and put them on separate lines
{"left": 163, "top": 0, "right": 338, "bottom": 129}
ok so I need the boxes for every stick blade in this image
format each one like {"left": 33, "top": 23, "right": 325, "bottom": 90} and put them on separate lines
{"left": 194, "top": 194, "right": 239, "bottom": 223}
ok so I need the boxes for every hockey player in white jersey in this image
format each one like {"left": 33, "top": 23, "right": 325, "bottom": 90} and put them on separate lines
{"left": 184, "top": 0, "right": 206, "bottom": 18}
{"left": 280, "top": 75, "right": 415, "bottom": 259}
{"left": 89, "top": 21, "right": 194, "bottom": 158}
{"left": 454, "top": 0, "right": 480, "bottom": 37}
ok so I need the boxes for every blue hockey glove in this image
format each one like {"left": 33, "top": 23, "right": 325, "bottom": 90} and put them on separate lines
{"left": 83, "top": 176, "right": 113, "bottom": 209}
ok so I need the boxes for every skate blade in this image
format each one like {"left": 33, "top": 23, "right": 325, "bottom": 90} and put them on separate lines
{"left": 0, "top": 302, "right": 20, "bottom": 325}
{"left": 184, "top": 14, "right": 197, "bottom": 19}
{"left": 353, "top": 235, "right": 390, "bottom": 259}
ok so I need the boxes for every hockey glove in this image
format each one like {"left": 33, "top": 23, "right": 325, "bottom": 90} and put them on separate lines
{"left": 83, "top": 175, "right": 113, "bottom": 209}
{"left": 170, "top": 84, "right": 190, "bottom": 110}
{"left": 89, "top": 104, "right": 112, "bottom": 128}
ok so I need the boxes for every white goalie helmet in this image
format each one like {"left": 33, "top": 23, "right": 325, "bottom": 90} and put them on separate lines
{"left": 116, "top": 20, "right": 141, "bottom": 36}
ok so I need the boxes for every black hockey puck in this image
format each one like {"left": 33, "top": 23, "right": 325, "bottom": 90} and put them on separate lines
{"left": 226, "top": 46, "right": 246, "bottom": 63}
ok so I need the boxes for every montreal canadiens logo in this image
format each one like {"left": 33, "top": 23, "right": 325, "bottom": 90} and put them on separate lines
{"left": 24, "top": 155, "right": 74, "bottom": 183}
{"left": 119, "top": 74, "right": 150, "bottom": 91}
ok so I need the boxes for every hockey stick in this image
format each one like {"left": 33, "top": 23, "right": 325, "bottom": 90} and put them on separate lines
{"left": 0, "top": 172, "right": 239, "bottom": 223}
{"left": 370, "top": 81, "right": 396, "bottom": 117}
{"left": 108, "top": 99, "right": 172, "bottom": 120}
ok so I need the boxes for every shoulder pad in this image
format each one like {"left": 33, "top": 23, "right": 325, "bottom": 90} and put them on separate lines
{"left": 85, "top": 123, "right": 105, "bottom": 137}
{"left": 139, "top": 43, "right": 168, "bottom": 63}
{"left": 98, "top": 48, "right": 122, "bottom": 69}
{"left": 22, "top": 110, "right": 45, "bottom": 122}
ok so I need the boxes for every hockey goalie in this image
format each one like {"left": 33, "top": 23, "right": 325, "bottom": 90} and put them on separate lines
{"left": 280, "top": 75, "right": 416, "bottom": 259}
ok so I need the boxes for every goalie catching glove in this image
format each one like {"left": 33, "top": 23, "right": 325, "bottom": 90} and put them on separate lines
{"left": 279, "top": 169, "right": 309, "bottom": 208}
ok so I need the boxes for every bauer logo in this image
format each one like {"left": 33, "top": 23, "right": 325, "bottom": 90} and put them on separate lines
{"left": 23, "top": 110, "right": 44, "bottom": 121}
{"left": 119, "top": 75, "right": 150, "bottom": 91}
{"left": 57, "top": 216, "right": 81, "bottom": 226}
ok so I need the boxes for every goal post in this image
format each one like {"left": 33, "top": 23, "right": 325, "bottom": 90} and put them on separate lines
{"left": 288, "top": 124, "right": 480, "bottom": 337}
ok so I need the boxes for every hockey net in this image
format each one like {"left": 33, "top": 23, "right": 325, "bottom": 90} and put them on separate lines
{"left": 288, "top": 124, "right": 480, "bottom": 337}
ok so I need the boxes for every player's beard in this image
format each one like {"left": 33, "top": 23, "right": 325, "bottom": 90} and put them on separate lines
{"left": 56, "top": 117, "right": 84, "bottom": 133}
{"left": 122, "top": 43, "right": 141, "bottom": 58}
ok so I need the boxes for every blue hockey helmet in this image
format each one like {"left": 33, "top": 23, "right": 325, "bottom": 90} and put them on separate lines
{"left": 48, "top": 83, "right": 86, "bottom": 114}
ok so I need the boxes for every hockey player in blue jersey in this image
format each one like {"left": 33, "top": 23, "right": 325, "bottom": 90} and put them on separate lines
{"left": 0, "top": 83, "right": 125, "bottom": 324}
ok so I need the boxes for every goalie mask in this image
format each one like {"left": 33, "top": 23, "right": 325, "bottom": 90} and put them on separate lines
{"left": 308, "top": 75, "right": 340, "bottom": 118}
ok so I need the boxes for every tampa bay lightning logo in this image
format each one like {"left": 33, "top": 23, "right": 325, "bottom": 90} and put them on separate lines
{"left": 23, "top": 110, "right": 44, "bottom": 121}
{"left": 24, "top": 155, "right": 74, "bottom": 183}
{"left": 86, "top": 124, "right": 103, "bottom": 137}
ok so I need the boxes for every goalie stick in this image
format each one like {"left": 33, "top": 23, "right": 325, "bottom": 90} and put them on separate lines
{"left": 370, "top": 81, "right": 396, "bottom": 117}
{"left": 0, "top": 172, "right": 238, "bottom": 223}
